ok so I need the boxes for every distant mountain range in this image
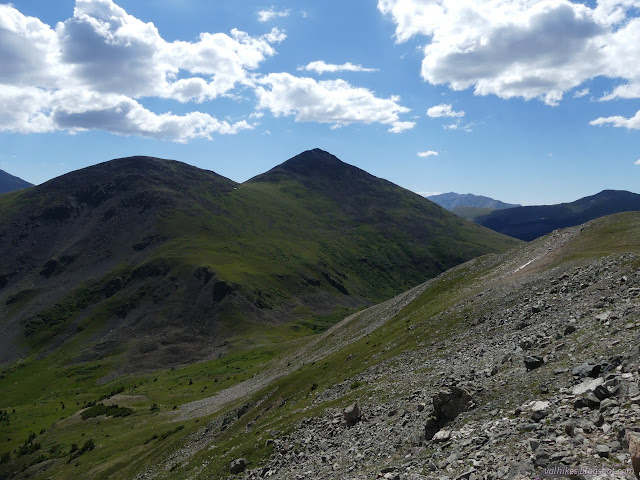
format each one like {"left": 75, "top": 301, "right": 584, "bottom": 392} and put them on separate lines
{"left": 0, "top": 169, "right": 33, "bottom": 194}
{"left": 427, "top": 192, "right": 520, "bottom": 211}
{"left": 476, "top": 189, "right": 640, "bottom": 241}
{"left": 0, "top": 149, "right": 519, "bottom": 371}
{"left": 427, "top": 192, "right": 520, "bottom": 220}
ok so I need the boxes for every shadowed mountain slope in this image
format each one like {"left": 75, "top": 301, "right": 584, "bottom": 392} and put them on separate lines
{"left": 476, "top": 189, "right": 640, "bottom": 241}
{"left": 0, "top": 150, "right": 520, "bottom": 372}
{"left": 0, "top": 169, "right": 33, "bottom": 194}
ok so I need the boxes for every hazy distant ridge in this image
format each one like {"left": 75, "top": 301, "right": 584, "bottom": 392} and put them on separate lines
{"left": 0, "top": 169, "right": 33, "bottom": 194}
{"left": 427, "top": 192, "right": 520, "bottom": 211}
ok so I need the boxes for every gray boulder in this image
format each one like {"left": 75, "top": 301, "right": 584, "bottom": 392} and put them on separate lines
{"left": 425, "top": 386, "right": 474, "bottom": 440}
{"left": 343, "top": 402, "right": 361, "bottom": 427}
{"left": 230, "top": 458, "right": 247, "bottom": 474}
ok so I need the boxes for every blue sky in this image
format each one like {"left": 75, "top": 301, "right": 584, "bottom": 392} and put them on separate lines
{"left": 1, "top": 0, "right": 639, "bottom": 205}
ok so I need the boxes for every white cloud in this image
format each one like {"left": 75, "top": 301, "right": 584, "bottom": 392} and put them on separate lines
{"left": 417, "top": 191, "right": 442, "bottom": 197}
{"left": 426, "top": 103, "right": 464, "bottom": 118}
{"left": 298, "top": 61, "right": 378, "bottom": 74}
{"left": 417, "top": 150, "right": 439, "bottom": 157}
{"left": 0, "top": 1, "right": 421, "bottom": 140}
{"left": 257, "top": 7, "right": 290, "bottom": 23}
{"left": 0, "top": 86, "right": 253, "bottom": 142}
{"left": 443, "top": 120, "right": 474, "bottom": 132}
{"left": 635, "top": 159, "right": 640, "bottom": 165}
{"left": 590, "top": 110, "right": 640, "bottom": 130}
{"left": 0, "top": 1, "right": 280, "bottom": 140}
{"left": 255, "top": 73, "right": 415, "bottom": 133}
{"left": 378, "top": 0, "right": 640, "bottom": 110}
{"left": 58, "top": 1, "right": 285, "bottom": 101}
{"left": 574, "top": 88, "right": 590, "bottom": 98}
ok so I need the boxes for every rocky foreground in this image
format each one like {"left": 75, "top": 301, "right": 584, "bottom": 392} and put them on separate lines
{"left": 229, "top": 224, "right": 640, "bottom": 480}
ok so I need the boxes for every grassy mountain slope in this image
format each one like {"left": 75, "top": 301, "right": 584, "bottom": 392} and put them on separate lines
{"left": 450, "top": 205, "right": 495, "bottom": 220}
{"left": 476, "top": 189, "right": 640, "bottom": 240}
{"left": 2, "top": 212, "right": 637, "bottom": 480}
{"left": 0, "top": 150, "right": 520, "bottom": 373}
{"left": 0, "top": 170, "right": 33, "bottom": 194}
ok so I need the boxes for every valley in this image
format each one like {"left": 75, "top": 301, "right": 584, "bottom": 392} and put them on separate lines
{"left": 1, "top": 159, "right": 638, "bottom": 478}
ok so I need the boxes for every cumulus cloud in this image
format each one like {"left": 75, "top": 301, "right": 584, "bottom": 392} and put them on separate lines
{"left": 417, "top": 150, "right": 439, "bottom": 157}
{"left": 0, "top": 1, "right": 413, "bottom": 140}
{"left": 257, "top": 7, "right": 290, "bottom": 23}
{"left": 0, "top": 1, "right": 279, "bottom": 140}
{"left": 255, "top": 73, "right": 415, "bottom": 133}
{"left": 58, "top": 0, "right": 285, "bottom": 101}
{"left": 426, "top": 104, "right": 464, "bottom": 118}
{"left": 0, "top": 86, "right": 252, "bottom": 142}
{"left": 590, "top": 110, "right": 640, "bottom": 130}
{"left": 378, "top": 0, "right": 640, "bottom": 111}
{"left": 298, "top": 61, "right": 378, "bottom": 74}
{"left": 635, "top": 159, "right": 640, "bottom": 165}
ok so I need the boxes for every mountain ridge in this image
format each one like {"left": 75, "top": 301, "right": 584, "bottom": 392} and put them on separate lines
{"left": 476, "top": 189, "right": 640, "bottom": 241}
{"left": 0, "top": 169, "right": 33, "bottom": 194}
{"left": 0, "top": 149, "right": 520, "bottom": 372}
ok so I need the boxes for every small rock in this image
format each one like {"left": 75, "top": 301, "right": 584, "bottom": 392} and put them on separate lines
{"left": 593, "top": 412, "right": 605, "bottom": 427}
{"left": 524, "top": 356, "right": 544, "bottom": 371}
{"left": 628, "top": 431, "right": 640, "bottom": 479}
{"left": 572, "top": 363, "right": 601, "bottom": 378}
{"left": 572, "top": 377, "right": 604, "bottom": 395}
{"left": 574, "top": 394, "right": 601, "bottom": 410}
{"left": 564, "top": 325, "right": 577, "bottom": 335}
{"left": 531, "top": 410, "right": 548, "bottom": 423}
{"left": 230, "top": 458, "right": 247, "bottom": 474}
{"left": 595, "top": 444, "right": 611, "bottom": 458}
{"left": 432, "top": 430, "right": 452, "bottom": 442}
{"left": 563, "top": 421, "right": 576, "bottom": 437}
{"left": 593, "top": 385, "right": 611, "bottom": 401}
{"left": 344, "top": 402, "right": 361, "bottom": 427}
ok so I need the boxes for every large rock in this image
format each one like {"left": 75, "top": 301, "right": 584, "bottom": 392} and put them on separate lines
{"left": 628, "top": 431, "right": 640, "bottom": 479}
{"left": 572, "top": 377, "right": 604, "bottom": 395}
{"left": 230, "top": 458, "right": 247, "bottom": 474}
{"left": 574, "top": 394, "right": 601, "bottom": 410}
{"left": 524, "top": 356, "right": 544, "bottom": 371}
{"left": 425, "top": 386, "right": 473, "bottom": 440}
{"left": 343, "top": 402, "right": 361, "bottom": 427}
{"left": 572, "top": 362, "right": 601, "bottom": 378}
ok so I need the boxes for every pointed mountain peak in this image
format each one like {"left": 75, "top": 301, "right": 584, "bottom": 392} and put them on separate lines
{"left": 248, "top": 149, "right": 373, "bottom": 185}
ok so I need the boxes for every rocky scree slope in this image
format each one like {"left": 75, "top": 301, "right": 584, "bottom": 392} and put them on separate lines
{"left": 141, "top": 212, "right": 640, "bottom": 480}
